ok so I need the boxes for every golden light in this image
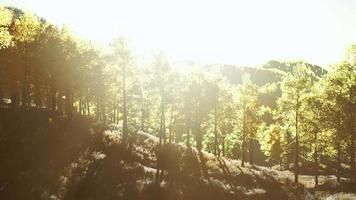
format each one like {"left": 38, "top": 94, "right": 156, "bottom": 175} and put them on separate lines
{"left": 3, "top": 0, "right": 356, "bottom": 67}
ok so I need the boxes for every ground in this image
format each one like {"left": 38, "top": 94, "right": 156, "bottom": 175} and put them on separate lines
{"left": 0, "top": 112, "right": 355, "bottom": 200}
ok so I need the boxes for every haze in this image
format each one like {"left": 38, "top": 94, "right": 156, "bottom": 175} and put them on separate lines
{"left": 2, "top": 0, "right": 356, "bottom": 67}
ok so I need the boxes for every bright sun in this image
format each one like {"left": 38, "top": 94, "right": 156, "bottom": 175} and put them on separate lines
{"left": 4, "top": 0, "right": 356, "bottom": 67}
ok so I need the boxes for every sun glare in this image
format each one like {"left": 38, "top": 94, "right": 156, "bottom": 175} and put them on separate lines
{"left": 3, "top": 0, "right": 356, "bottom": 67}
{"left": 1, "top": 1, "right": 356, "bottom": 199}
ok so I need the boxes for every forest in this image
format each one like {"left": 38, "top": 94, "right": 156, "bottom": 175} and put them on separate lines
{"left": 0, "top": 4, "right": 355, "bottom": 200}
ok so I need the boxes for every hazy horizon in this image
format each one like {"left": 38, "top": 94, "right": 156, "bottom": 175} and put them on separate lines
{"left": 2, "top": 0, "right": 356, "bottom": 67}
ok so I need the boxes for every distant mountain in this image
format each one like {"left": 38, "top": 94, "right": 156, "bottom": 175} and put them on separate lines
{"left": 172, "top": 60, "right": 327, "bottom": 111}
{"left": 219, "top": 60, "right": 327, "bottom": 86}
{"left": 219, "top": 64, "right": 285, "bottom": 86}
{"left": 262, "top": 60, "right": 328, "bottom": 78}
{"left": 217, "top": 60, "right": 328, "bottom": 113}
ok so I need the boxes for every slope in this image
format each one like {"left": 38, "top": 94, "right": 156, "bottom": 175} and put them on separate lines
{"left": 0, "top": 110, "right": 354, "bottom": 200}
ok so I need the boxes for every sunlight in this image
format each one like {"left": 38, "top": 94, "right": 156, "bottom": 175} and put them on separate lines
{"left": 0, "top": 1, "right": 356, "bottom": 199}
{"left": 3, "top": 0, "right": 356, "bottom": 67}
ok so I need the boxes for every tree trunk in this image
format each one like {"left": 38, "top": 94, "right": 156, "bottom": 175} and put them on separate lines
{"left": 22, "top": 47, "right": 29, "bottom": 108}
{"left": 196, "top": 124, "right": 202, "bottom": 151}
{"left": 294, "top": 98, "right": 299, "bottom": 183}
{"left": 349, "top": 88, "right": 355, "bottom": 181}
{"left": 186, "top": 123, "right": 191, "bottom": 148}
{"left": 50, "top": 76, "right": 56, "bottom": 112}
{"left": 122, "top": 64, "right": 128, "bottom": 144}
{"left": 314, "top": 130, "right": 318, "bottom": 187}
{"left": 86, "top": 98, "right": 90, "bottom": 116}
{"left": 169, "top": 107, "right": 174, "bottom": 144}
{"left": 35, "top": 85, "right": 41, "bottom": 109}
{"left": 83, "top": 96, "right": 87, "bottom": 115}
{"left": 337, "top": 109, "right": 341, "bottom": 183}
{"left": 242, "top": 102, "right": 246, "bottom": 167}
{"left": 113, "top": 99, "right": 116, "bottom": 124}
{"left": 286, "top": 130, "right": 291, "bottom": 170}
{"left": 65, "top": 90, "right": 73, "bottom": 119}
{"left": 214, "top": 104, "right": 218, "bottom": 156}
{"left": 337, "top": 142, "right": 341, "bottom": 183}
{"left": 101, "top": 98, "right": 106, "bottom": 124}
{"left": 47, "top": 89, "right": 50, "bottom": 110}
{"left": 96, "top": 96, "right": 100, "bottom": 121}
{"left": 86, "top": 88, "right": 90, "bottom": 115}
{"left": 348, "top": 63, "right": 355, "bottom": 182}
{"left": 222, "top": 136, "right": 225, "bottom": 156}
{"left": 156, "top": 81, "right": 166, "bottom": 183}
{"left": 141, "top": 95, "right": 145, "bottom": 131}
{"left": 34, "top": 73, "right": 41, "bottom": 109}
{"left": 351, "top": 132, "right": 355, "bottom": 181}
{"left": 79, "top": 90, "right": 82, "bottom": 115}
{"left": 159, "top": 86, "right": 166, "bottom": 146}
{"left": 249, "top": 138, "right": 254, "bottom": 165}
{"left": 116, "top": 95, "right": 120, "bottom": 124}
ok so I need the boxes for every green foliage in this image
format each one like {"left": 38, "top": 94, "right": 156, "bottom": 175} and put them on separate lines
{"left": 0, "top": 4, "right": 355, "bottom": 185}
{"left": 0, "top": 5, "right": 13, "bottom": 49}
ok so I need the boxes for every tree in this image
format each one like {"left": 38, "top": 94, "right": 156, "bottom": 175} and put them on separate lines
{"left": 110, "top": 37, "right": 134, "bottom": 145}
{"left": 260, "top": 123, "right": 284, "bottom": 168}
{"left": 303, "top": 84, "right": 325, "bottom": 187}
{"left": 238, "top": 74, "right": 262, "bottom": 166}
{"left": 12, "top": 11, "right": 40, "bottom": 107}
{"left": 217, "top": 86, "right": 235, "bottom": 157}
{"left": 0, "top": 5, "right": 13, "bottom": 49}
{"left": 278, "top": 62, "right": 312, "bottom": 183}
{"left": 321, "top": 57, "right": 355, "bottom": 182}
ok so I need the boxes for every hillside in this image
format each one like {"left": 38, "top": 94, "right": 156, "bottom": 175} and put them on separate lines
{"left": 216, "top": 61, "right": 328, "bottom": 112}
{"left": 1, "top": 110, "right": 355, "bottom": 200}
{"left": 262, "top": 60, "right": 328, "bottom": 77}
{"left": 219, "top": 60, "right": 326, "bottom": 86}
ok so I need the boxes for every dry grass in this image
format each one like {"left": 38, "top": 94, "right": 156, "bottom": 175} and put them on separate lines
{"left": 0, "top": 112, "right": 355, "bottom": 200}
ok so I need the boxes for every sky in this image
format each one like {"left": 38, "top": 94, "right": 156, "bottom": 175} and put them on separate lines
{"left": 1, "top": 0, "right": 356, "bottom": 67}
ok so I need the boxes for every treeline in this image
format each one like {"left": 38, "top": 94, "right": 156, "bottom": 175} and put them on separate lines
{"left": 0, "top": 5, "right": 355, "bottom": 186}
